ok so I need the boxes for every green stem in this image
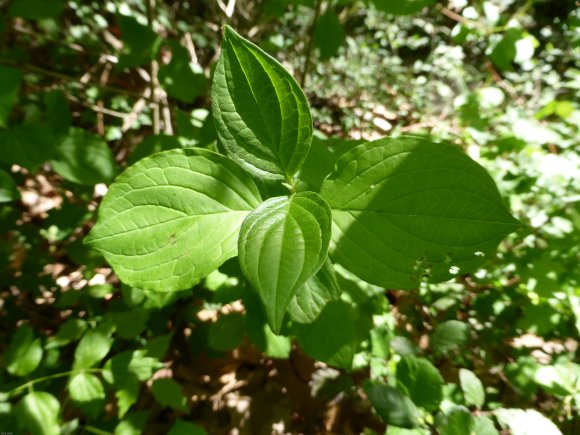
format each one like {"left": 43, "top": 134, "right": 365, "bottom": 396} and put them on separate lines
{"left": 6, "top": 368, "right": 105, "bottom": 397}
{"left": 300, "top": 0, "right": 323, "bottom": 89}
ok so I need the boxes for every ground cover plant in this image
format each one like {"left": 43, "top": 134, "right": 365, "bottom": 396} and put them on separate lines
{"left": 0, "top": 0, "right": 578, "bottom": 434}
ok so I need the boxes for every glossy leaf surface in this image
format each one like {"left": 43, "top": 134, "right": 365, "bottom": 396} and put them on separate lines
{"left": 238, "top": 191, "right": 331, "bottom": 332}
{"left": 212, "top": 26, "right": 312, "bottom": 180}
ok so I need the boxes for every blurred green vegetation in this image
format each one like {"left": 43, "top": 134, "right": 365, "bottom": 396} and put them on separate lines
{"left": 0, "top": 0, "right": 578, "bottom": 434}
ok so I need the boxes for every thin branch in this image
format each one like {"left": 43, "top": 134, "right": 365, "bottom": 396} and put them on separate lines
{"left": 300, "top": 0, "right": 323, "bottom": 89}
{"left": 146, "top": 0, "right": 161, "bottom": 134}
{"left": 0, "top": 58, "right": 147, "bottom": 99}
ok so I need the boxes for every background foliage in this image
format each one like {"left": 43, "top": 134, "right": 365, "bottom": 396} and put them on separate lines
{"left": 0, "top": 0, "right": 578, "bottom": 433}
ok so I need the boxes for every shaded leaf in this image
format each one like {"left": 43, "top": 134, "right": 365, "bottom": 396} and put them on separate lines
{"left": 151, "top": 378, "right": 188, "bottom": 412}
{"left": 397, "top": 356, "right": 444, "bottom": 411}
{"left": 0, "top": 66, "right": 21, "bottom": 127}
{"left": 168, "top": 420, "right": 208, "bottom": 435}
{"left": 287, "top": 258, "right": 341, "bottom": 323}
{"left": 364, "top": 382, "right": 419, "bottom": 428}
{"left": 315, "top": 12, "right": 344, "bottom": 59}
{"left": 51, "top": 128, "right": 118, "bottom": 185}
{"left": 320, "top": 137, "right": 519, "bottom": 289}
{"left": 431, "top": 320, "right": 470, "bottom": 353}
{"left": 293, "top": 300, "right": 357, "bottom": 370}
{"left": 208, "top": 312, "right": 246, "bottom": 351}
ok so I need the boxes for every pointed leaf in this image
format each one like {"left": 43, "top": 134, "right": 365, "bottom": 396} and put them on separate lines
{"left": 459, "top": 368, "right": 485, "bottom": 408}
{"left": 85, "top": 148, "right": 261, "bottom": 291}
{"left": 287, "top": 258, "right": 341, "bottom": 323}
{"left": 320, "top": 137, "right": 519, "bottom": 289}
{"left": 212, "top": 26, "right": 312, "bottom": 180}
{"left": 238, "top": 191, "right": 331, "bottom": 332}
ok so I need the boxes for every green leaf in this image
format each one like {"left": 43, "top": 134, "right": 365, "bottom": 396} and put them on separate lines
{"left": 208, "top": 312, "right": 246, "bottom": 351}
{"left": 68, "top": 372, "right": 106, "bottom": 418}
{"left": 490, "top": 29, "right": 522, "bottom": 71}
{"left": 397, "top": 356, "right": 444, "bottom": 411}
{"left": 287, "top": 258, "right": 341, "bottom": 323}
{"left": 168, "top": 420, "right": 208, "bottom": 435}
{"left": 9, "top": 0, "right": 65, "bottom": 19}
{"left": 459, "top": 368, "right": 485, "bottom": 408}
{"left": 47, "top": 318, "right": 88, "bottom": 348}
{"left": 436, "top": 407, "right": 476, "bottom": 435}
{"left": 238, "top": 191, "right": 331, "bottom": 332}
{"left": 473, "top": 416, "right": 499, "bottom": 435}
{"left": 116, "top": 384, "right": 139, "bottom": 419}
{"left": 0, "top": 123, "right": 56, "bottom": 170}
{"left": 103, "top": 350, "right": 162, "bottom": 387}
{"left": 85, "top": 148, "right": 261, "bottom": 292}
{"left": 5, "top": 324, "right": 43, "bottom": 376}
{"left": 112, "top": 308, "right": 150, "bottom": 339}
{"left": 16, "top": 392, "right": 60, "bottom": 435}
{"left": 51, "top": 128, "right": 118, "bottom": 185}
{"left": 431, "top": 320, "right": 470, "bottom": 353}
{"left": 151, "top": 378, "right": 188, "bottom": 412}
{"left": 0, "top": 169, "right": 19, "bottom": 203}
{"left": 293, "top": 300, "right": 357, "bottom": 369}
{"left": 364, "top": 382, "right": 419, "bottom": 428}
{"left": 73, "top": 325, "right": 114, "bottom": 370}
{"left": 159, "top": 41, "right": 207, "bottom": 103}
{"left": 371, "top": 0, "right": 435, "bottom": 15}
{"left": 315, "top": 12, "right": 345, "bottom": 59}
{"left": 298, "top": 135, "right": 363, "bottom": 192}
{"left": 495, "top": 408, "right": 562, "bottom": 435}
{"left": 244, "top": 291, "right": 292, "bottom": 359}
{"left": 115, "top": 411, "right": 150, "bottom": 435}
{"left": 117, "top": 15, "right": 161, "bottom": 70}
{"left": 0, "top": 66, "right": 21, "bottom": 127}
{"left": 212, "top": 25, "right": 313, "bottom": 180}
{"left": 319, "top": 137, "right": 519, "bottom": 289}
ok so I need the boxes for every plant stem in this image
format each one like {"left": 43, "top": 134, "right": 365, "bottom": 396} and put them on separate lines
{"left": 146, "top": 0, "right": 161, "bottom": 134}
{"left": 0, "top": 58, "right": 147, "bottom": 99}
{"left": 300, "top": 0, "right": 323, "bottom": 89}
{"left": 6, "top": 368, "right": 105, "bottom": 397}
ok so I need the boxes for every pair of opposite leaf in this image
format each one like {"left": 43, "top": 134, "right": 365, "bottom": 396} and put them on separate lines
{"left": 85, "top": 26, "right": 519, "bottom": 334}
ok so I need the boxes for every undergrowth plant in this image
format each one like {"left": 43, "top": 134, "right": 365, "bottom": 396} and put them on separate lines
{"left": 86, "top": 25, "right": 519, "bottom": 332}
{"left": 83, "top": 26, "right": 523, "bottom": 430}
